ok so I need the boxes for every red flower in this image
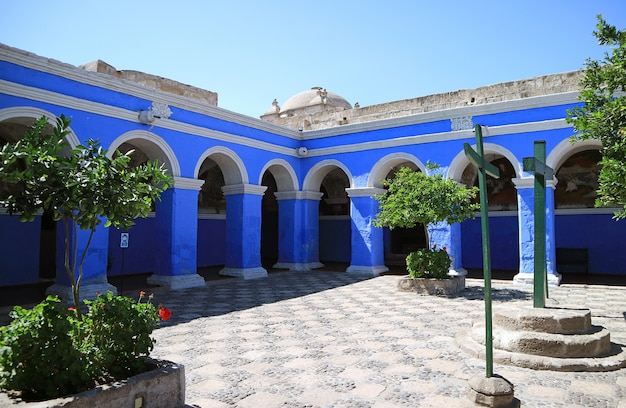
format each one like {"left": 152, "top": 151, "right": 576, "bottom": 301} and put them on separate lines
{"left": 442, "top": 246, "right": 447, "bottom": 251}
{"left": 158, "top": 306, "right": 172, "bottom": 321}
{"left": 140, "top": 291, "right": 146, "bottom": 296}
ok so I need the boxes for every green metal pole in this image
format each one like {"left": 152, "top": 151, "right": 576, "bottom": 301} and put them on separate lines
{"left": 475, "top": 125, "right": 493, "bottom": 378}
{"left": 533, "top": 141, "right": 546, "bottom": 308}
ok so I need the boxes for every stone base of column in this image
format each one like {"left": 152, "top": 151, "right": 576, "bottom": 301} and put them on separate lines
{"left": 147, "top": 273, "right": 206, "bottom": 290}
{"left": 219, "top": 267, "right": 268, "bottom": 280}
{"left": 273, "top": 262, "right": 324, "bottom": 271}
{"left": 46, "top": 281, "right": 118, "bottom": 303}
{"left": 346, "top": 265, "right": 389, "bottom": 276}
{"left": 513, "top": 271, "right": 562, "bottom": 287}
{"left": 448, "top": 267, "right": 468, "bottom": 277}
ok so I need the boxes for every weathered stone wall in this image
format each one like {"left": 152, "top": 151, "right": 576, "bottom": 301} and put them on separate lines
{"left": 263, "top": 71, "right": 582, "bottom": 131}
{"left": 80, "top": 60, "right": 218, "bottom": 106}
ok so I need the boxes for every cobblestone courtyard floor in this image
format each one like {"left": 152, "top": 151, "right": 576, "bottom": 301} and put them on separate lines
{"left": 148, "top": 272, "right": 626, "bottom": 407}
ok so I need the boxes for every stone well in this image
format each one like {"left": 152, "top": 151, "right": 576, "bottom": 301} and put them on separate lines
{"left": 457, "top": 305, "right": 626, "bottom": 371}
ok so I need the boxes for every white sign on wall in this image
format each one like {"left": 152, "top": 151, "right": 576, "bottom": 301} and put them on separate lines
{"left": 120, "top": 233, "right": 129, "bottom": 248}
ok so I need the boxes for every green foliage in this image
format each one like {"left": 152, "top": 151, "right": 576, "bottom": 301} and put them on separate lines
{"left": 0, "top": 296, "right": 92, "bottom": 400}
{"left": 0, "top": 293, "right": 164, "bottom": 400}
{"left": 82, "top": 292, "right": 159, "bottom": 379}
{"left": 373, "top": 166, "right": 479, "bottom": 230}
{"left": 566, "top": 15, "right": 626, "bottom": 219}
{"left": 406, "top": 247, "right": 451, "bottom": 279}
{"left": 0, "top": 115, "right": 173, "bottom": 311}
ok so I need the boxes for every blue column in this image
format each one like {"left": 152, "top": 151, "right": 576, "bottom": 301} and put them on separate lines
{"left": 273, "top": 191, "right": 324, "bottom": 271}
{"left": 512, "top": 178, "right": 561, "bottom": 286}
{"left": 428, "top": 221, "right": 466, "bottom": 276}
{"left": 47, "top": 220, "right": 117, "bottom": 301}
{"left": 346, "top": 188, "right": 389, "bottom": 276}
{"left": 220, "top": 183, "right": 269, "bottom": 279}
{"left": 148, "top": 177, "right": 206, "bottom": 290}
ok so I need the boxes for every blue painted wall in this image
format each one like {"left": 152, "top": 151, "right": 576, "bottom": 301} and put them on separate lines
{"left": 108, "top": 218, "right": 157, "bottom": 276}
{"left": 0, "top": 215, "right": 41, "bottom": 285}
{"left": 556, "top": 213, "right": 626, "bottom": 275}
{"left": 461, "top": 215, "right": 519, "bottom": 271}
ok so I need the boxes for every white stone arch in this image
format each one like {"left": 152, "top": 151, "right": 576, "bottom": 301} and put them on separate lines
{"left": 368, "top": 153, "right": 427, "bottom": 188}
{"left": 302, "top": 159, "right": 353, "bottom": 191}
{"left": 258, "top": 159, "right": 299, "bottom": 191}
{"left": 547, "top": 138, "right": 602, "bottom": 173}
{"left": 448, "top": 143, "right": 522, "bottom": 182}
{"left": 194, "top": 146, "right": 248, "bottom": 185}
{"left": 0, "top": 106, "right": 80, "bottom": 147}
{"left": 108, "top": 130, "right": 180, "bottom": 177}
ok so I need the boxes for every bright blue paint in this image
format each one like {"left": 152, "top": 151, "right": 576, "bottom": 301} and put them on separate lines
{"left": 556, "top": 213, "right": 626, "bottom": 275}
{"left": 349, "top": 196, "right": 383, "bottom": 268}
{"left": 0, "top": 215, "right": 40, "bottom": 285}
{"left": 154, "top": 188, "right": 199, "bottom": 276}
{"left": 461, "top": 216, "right": 519, "bottom": 271}
{"left": 108, "top": 218, "right": 157, "bottom": 276}
{"left": 224, "top": 193, "right": 263, "bottom": 269}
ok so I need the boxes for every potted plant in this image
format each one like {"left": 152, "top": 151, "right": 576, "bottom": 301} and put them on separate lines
{"left": 374, "top": 164, "right": 479, "bottom": 294}
{"left": 0, "top": 116, "right": 184, "bottom": 405}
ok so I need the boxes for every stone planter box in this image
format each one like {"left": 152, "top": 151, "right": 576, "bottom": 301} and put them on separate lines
{"left": 397, "top": 275, "right": 465, "bottom": 295}
{"left": 0, "top": 359, "right": 185, "bottom": 408}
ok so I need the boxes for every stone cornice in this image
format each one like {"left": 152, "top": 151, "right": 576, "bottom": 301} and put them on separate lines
{"left": 512, "top": 177, "right": 558, "bottom": 189}
{"left": 173, "top": 177, "right": 205, "bottom": 191}
{"left": 345, "top": 187, "right": 386, "bottom": 198}
{"left": 274, "top": 191, "right": 324, "bottom": 201}
{"left": 221, "top": 184, "right": 268, "bottom": 196}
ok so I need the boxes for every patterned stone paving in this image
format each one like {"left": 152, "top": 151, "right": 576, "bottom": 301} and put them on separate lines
{"left": 147, "top": 272, "right": 626, "bottom": 407}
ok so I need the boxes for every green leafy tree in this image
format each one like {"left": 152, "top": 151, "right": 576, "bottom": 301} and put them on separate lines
{"left": 374, "top": 165, "right": 479, "bottom": 234}
{"left": 567, "top": 15, "right": 626, "bottom": 219}
{"left": 373, "top": 165, "right": 478, "bottom": 277}
{"left": 0, "top": 115, "right": 172, "bottom": 313}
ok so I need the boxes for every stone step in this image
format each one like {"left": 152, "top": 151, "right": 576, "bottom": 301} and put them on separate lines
{"left": 470, "top": 322, "right": 612, "bottom": 358}
{"left": 493, "top": 306, "right": 591, "bottom": 334}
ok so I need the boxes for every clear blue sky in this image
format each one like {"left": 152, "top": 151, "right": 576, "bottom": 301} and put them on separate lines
{"left": 1, "top": 1, "right": 625, "bottom": 118}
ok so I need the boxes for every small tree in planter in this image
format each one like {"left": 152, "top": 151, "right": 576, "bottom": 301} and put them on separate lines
{"left": 373, "top": 165, "right": 479, "bottom": 279}
{"left": 0, "top": 115, "right": 172, "bottom": 312}
{"left": 0, "top": 115, "right": 177, "bottom": 400}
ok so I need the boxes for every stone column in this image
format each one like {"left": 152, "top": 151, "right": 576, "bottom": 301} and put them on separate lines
{"left": 148, "top": 177, "right": 206, "bottom": 290}
{"left": 273, "top": 191, "right": 324, "bottom": 271}
{"left": 47, "top": 221, "right": 117, "bottom": 301}
{"left": 512, "top": 177, "right": 561, "bottom": 286}
{"left": 428, "top": 221, "right": 466, "bottom": 276}
{"left": 219, "top": 183, "right": 269, "bottom": 279}
{"left": 345, "top": 188, "right": 389, "bottom": 276}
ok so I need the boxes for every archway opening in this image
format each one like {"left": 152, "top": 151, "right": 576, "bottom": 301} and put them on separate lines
{"left": 555, "top": 149, "right": 601, "bottom": 209}
{"left": 382, "top": 163, "right": 427, "bottom": 265}
{"left": 459, "top": 154, "right": 519, "bottom": 273}
{"left": 461, "top": 154, "right": 517, "bottom": 211}
{"left": 261, "top": 171, "right": 278, "bottom": 268}
{"left": 319, "top": 168, "right": 351, "bottom": 265}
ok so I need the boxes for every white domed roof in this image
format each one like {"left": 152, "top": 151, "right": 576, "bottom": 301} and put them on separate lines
{"left": 281, "top": 87, "right": 352, "bottom": 113}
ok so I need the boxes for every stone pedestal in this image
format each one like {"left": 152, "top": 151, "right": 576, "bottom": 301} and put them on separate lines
{"left": 457, "top": 305, "right": 626, "bottom": 371}
{"left": 468, "top": 375, "right": 519, "bottom": 408}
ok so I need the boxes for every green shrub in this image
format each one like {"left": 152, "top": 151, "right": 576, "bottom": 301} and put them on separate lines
{"left": 406, "top": 247, "right": 451, "bottom": 279}
{"left": 0, "top": 292, "right": 169, "bottom": 401}
{"left": 0, "top": 296, "right": 93, "bottom": 400}
{"left": 82, "top": 292, "right": 159, "bottom": 380}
